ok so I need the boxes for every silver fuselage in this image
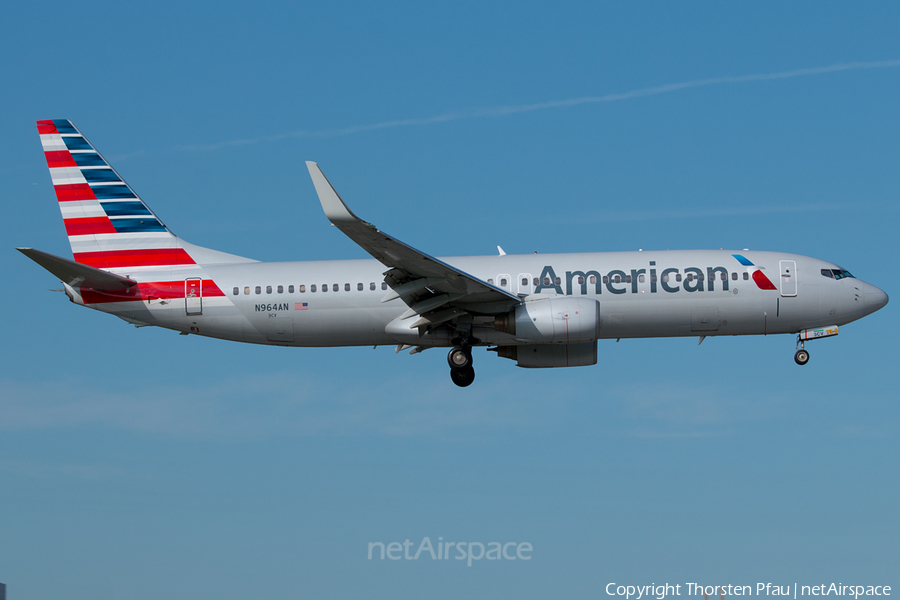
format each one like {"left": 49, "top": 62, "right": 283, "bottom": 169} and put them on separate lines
{"left": 72, "top": 249, "right": 888, "bottom": 348}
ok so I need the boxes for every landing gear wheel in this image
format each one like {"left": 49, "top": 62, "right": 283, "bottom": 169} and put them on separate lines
{"left": 794, "top": 349, "right": 810, "bottom": 365}
{"left": 447, "top": 346, "right": 472, "bottom": 370}
{"left": 450, "top": 366, "right": 475, "bottom": 387}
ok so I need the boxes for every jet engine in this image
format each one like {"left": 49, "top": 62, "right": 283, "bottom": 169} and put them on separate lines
{"left": 494, "top": 297, "right": 601, "bottom": 344}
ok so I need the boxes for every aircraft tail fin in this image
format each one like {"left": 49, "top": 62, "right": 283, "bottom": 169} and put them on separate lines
{"left": 36, "top": 120, "right": 254, "bottom": 271}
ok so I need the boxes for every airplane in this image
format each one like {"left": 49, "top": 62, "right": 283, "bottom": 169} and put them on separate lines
{"left": 19, "top": 119, "right": 889, "bottom": 387}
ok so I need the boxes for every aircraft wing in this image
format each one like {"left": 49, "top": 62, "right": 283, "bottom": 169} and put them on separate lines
{"left": 17, "top": 247, "right": 137, "bottom": 290}
{"left": 306, "top": 162, "right": 520, "bottom": 324}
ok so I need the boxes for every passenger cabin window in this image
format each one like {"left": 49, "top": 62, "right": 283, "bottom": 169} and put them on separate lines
{"left": 520, "top": 278, "right": 527, "bottom": 286}
{"left": 662, "top": 274, "right": 669, "bottom": 282}
{"left": 686, "top": 274, "right": 693, "bottom": 282}
{"left": 255, "top": 286, "right": 262, "bottom": 294}
{"left": 732, "top": 272, "right": 738, "bottom": 280}
{"left": 289, "top": 285, "right": 294, "bottom": 293}
{"left": 322, "top": 284, "right": 328, "bottom": 292}
{"left": 266, "top": 286, "right": 273, "bottom": 294}
{"left": 543, "top": 277, "right": 551, "bottom": 286}
{"left": 625, "top": 275, "right": 632, "bottom": 283}
{"left": 650, "top": 274, "right": 657, "bottom": 283}
{"left": 344, "top": 283, "right": 350, "bottom": 291}
{"left": 554, "top": 277, "right": 561, "bottom": 285}
{"left": 311, "top": 284, "right": 317, "bottom": 292}
{"left": 232, "top": 287, "right": 239, "bottom": 295}
{"left": 638, "top": 274, "right": 645, "bottom": 283}
{"left": 299, "top": 285, "right": 306, "bottom": 293}
{"left": 382, "top": 282, "right": 388, "bottom": 290}
{"left": 334, "top": 284, "right": 339, "bottom": 292}
{"left": 743, "top": 272, "right": 749, "bottom": 280}
{"left": 720, "top": 273, "right": 727, "bottom": 281}
{"left": 614, "top": 275, "right": 621, "bottom": 284}
{"left": 370, "top": 282, "right": 376, "bottom": 291}
{"left": 500, "top": 278, "right": 508, "bottom": 286}
{"left": 589, "top": 275, "right": 597, "bottom": 284}
{"left": 676, "top": 274, "right": 682, "bottom": 282}
{"left": 603, "top": 276, "right": 609, "bottom": 284}
{"left": 277, "top": 285, "right": 283, "bottom": 294}
{"left": 488, "top": 279, "right": 494, "bottom": 285}
{"left": 244, "top": 286, "right": 250, "bottom": 295}
{"left": 533, "top": 277, "right": 539, "bottom": 286}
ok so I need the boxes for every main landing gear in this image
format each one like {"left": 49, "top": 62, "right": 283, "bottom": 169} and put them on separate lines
{"left": 794, "top": 337, "right": 810, "bottom": 365}
{"left": 448, "top": 346, "right": 475, "bottom": 387}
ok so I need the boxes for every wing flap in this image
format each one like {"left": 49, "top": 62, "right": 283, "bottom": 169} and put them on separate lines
{"left": 18, "top": 247, "right": 137, "bottom": 290}
{"left": 380, "top": 277, "right": 444, "bottom": 303}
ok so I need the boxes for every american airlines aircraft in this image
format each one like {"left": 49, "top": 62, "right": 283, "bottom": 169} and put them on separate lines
{"left": 20, "top": 120, "right": 889, "bottom": 387}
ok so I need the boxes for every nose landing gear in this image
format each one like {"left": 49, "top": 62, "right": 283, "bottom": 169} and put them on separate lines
{"left": 448, "top": 346, "right": 475, "bottom": 387}
{"left": 794, "top": 337, "right": 810, "bottom": 365}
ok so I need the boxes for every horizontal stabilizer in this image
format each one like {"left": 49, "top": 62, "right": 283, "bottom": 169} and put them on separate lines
{"left": 17, "top": 247, "right": 136, "bottom": 290}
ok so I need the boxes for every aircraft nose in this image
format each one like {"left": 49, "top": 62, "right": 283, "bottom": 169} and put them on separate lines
{"left": 864, "top": 285, "right": 889, "bottom": 312}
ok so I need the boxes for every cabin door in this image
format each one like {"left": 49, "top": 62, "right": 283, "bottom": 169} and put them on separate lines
{"left": 779, "top": 260, "right": 797, "bottom": 297}
{"left": 185, "top": 277, "right": 203, "bottom": 315}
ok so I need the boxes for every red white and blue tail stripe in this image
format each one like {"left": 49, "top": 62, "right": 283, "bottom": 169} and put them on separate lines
{"left": 37, "top": 119, "right": 197, "bottom": 271}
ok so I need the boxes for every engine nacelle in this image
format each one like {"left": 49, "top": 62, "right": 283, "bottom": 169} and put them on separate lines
{"left": 494, "top": 297, "right": 601, "bottom": 344}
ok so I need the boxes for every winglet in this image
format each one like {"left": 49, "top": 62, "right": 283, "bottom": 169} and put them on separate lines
{"left": 306, "top": 161, "right": 365, "bottom": 226}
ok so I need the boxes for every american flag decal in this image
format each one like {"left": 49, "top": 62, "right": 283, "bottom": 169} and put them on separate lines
{"left": 295, "top": 302, "right": 308, "bottom": 310}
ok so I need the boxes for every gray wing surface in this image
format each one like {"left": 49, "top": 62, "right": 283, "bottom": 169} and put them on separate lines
{"left": 18, "top": 247, "right": 136, "bottom": 290}
{"left": 306, "top": 162, "right": 520, "bottom": 327}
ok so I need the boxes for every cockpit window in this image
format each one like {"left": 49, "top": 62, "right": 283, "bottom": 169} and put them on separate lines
{"left": 823, "top": 268, "right": 855, "bottom": 280}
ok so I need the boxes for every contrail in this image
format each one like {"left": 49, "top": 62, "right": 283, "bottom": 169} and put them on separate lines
{"left": 183, "top": 59, "right": 900, "bottom": 152}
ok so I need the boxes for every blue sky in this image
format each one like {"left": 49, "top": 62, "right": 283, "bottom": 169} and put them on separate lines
{"left": 1, "top": 2, "right": 898, "bottom": 598}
